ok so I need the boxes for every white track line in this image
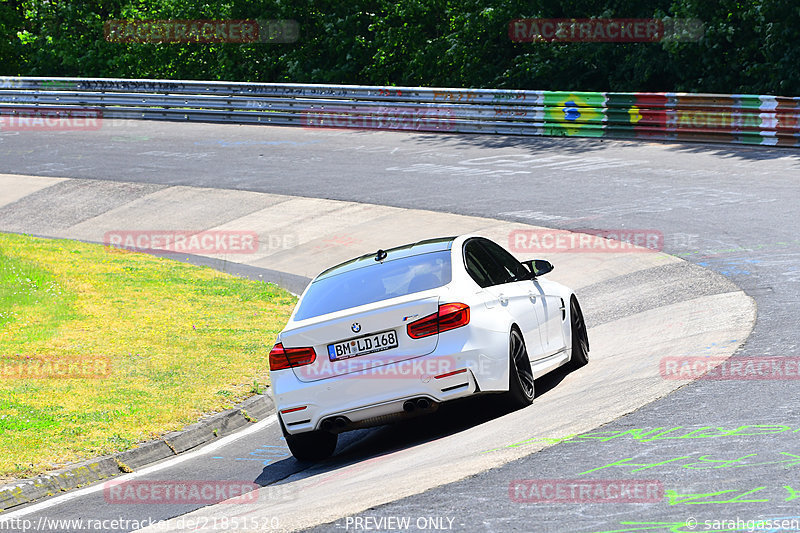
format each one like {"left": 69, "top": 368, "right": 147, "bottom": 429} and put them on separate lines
{"left": 0, "top": 414, "right": 278, "bottom": 521}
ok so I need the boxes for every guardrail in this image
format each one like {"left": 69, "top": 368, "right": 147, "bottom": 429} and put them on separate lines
{"left": 1, "top": 77, "right": 798, "bottom": 146}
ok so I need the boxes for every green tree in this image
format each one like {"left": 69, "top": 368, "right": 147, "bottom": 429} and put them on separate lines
{"left": 0, "top": 0, "right": 796, "bottom": 95}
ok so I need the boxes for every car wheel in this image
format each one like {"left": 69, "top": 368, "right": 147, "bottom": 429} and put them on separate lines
{"left": 568, "top": 297, "right": 589, "bottom": 369}
{"left": 503, "top": 328, "right": 535, "bottom": 408}
{"left": 280, "top": 418, "right": 338, "bottom": 461}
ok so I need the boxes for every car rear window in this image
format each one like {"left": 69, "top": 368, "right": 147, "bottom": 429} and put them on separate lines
{"left": 293, "top": 250, "right": 452, "bottom": 321}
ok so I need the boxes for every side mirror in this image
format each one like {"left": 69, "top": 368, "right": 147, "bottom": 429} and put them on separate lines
{"left": 522, "top": 259, "right": 554, "bottom": 278}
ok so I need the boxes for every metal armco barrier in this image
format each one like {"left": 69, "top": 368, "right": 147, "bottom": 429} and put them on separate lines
{"left": 0, "top": 77, "right": 798, "bottom": 146}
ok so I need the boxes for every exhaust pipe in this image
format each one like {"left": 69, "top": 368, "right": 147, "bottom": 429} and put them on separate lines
{"left": 334, "top": 416, "right": 348, "bottom": 429}
{"left": 403, "top": 400, "right": 416, "bottom": 413}
{"left": 320, "top": 419, "right": 334, "bottom": 432}
{"left": 415, "top": 398, "right": 431, "bottom": 410}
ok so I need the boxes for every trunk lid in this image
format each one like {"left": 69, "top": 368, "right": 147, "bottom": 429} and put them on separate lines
{"left": 281, "top": 293, "right": 440, "bottom": 382}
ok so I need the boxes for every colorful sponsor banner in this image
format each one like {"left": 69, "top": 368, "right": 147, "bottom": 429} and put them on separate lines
{"left": 668, "top": 95, "right": 757, "bottom": 137}
{"left": 671, "top": 110, "right": 763, "bottom": 131}
{"left": 772, "top": 97, "right": 800, "bottom": 147}
{"left": 605, "top": 93, "right": 668, "bottom": 139}
{"left": 542, "top": 92, "right": 605, "bottom": 137}
{"left": 503, "top": 90, "right": 797, "bottom": 144}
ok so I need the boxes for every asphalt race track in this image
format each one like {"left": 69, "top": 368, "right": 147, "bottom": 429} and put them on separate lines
{"left": 0, "top": 173, "right": 753, "bottom": 530}
{"left": 0, "top": 121, "right": 799, "bottom": 533}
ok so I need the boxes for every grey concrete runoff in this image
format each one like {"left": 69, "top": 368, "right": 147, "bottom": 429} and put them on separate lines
{"left": 0, "top": 170, "right": 755, "bottom": 532}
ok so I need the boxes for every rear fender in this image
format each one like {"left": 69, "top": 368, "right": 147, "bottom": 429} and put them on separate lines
{"left": 453, "top": 310, "right": 512, "bottom": 392}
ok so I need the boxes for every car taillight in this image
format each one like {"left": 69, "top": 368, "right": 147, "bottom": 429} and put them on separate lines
{"left": 269, "top": 343, "right": 316, "bottom": 370}
{"left": 407, "top": 303, "right": 470, "bottom": 339}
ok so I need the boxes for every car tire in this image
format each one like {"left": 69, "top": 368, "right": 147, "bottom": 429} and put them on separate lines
{"left": 503, "top": 328, "right": 535, "bottom": 408}
{"left": 568, "top": 297, "right": 589, "bottom": 370}
{"left": 281, "top": 419, "right": 338, "bottom": 461}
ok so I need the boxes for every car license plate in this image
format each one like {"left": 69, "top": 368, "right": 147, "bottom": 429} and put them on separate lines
{"left": 328, "top": 330, "right": 398, "bottom": 361}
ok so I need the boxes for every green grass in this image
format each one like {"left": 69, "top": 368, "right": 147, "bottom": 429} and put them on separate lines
{"left": 0, "top": 232, "right": 296, "bottom": 481}
{"left": 0, "top": 250, "right": 75, "bottom": 343}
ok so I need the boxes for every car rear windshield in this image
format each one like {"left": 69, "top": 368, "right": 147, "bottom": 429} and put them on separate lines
{"left": 293, "top": 250, "right": 452, "bottom": 321}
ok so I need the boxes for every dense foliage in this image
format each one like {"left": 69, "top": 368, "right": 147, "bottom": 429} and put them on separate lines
{"left": 1, "top": 0, "right": 797, "bottom": 95}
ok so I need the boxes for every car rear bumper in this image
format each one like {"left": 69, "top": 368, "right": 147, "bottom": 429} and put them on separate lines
{"left": 272, "top": 350, "right": 483, "bottom": 435}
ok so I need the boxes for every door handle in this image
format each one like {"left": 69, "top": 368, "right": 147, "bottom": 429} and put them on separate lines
{"left": 498, "top": 294, "right": 508, "bottom": 305}
{"left": 528, "top": 292, "right": 537, "bottom": 302}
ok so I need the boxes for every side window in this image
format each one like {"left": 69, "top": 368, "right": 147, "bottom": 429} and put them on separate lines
{"left": 479, "top": 239, "right": 530, "bottom": 282}
{"left": 463, "top": 240, "right": 510, "bottom": 287}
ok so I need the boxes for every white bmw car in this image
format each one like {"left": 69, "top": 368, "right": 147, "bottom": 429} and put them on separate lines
{"left": 269, "top": 235, "right": 589, "bottom": 460}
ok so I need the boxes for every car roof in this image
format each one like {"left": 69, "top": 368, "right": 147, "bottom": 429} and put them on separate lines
{"left": 315, "top": 236, "right": 456, "bottom": 281}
